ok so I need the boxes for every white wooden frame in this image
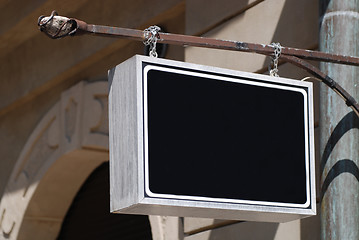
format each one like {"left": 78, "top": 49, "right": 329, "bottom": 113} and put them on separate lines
{"left": 108, "top": 55, "right": 316, "bottom": 222}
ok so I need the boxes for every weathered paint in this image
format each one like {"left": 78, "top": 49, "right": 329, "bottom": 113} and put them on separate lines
{"left": 320, "top": 0, "right": 359, "bottom": 239}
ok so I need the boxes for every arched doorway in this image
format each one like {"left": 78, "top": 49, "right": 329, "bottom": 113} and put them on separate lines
{"left": 0, "top": 81, "right": 166, "bottom": 240}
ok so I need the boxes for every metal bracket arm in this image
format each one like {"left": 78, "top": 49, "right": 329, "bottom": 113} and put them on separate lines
{"left": 38, "top": 11, "right": 359, "bottom": 117}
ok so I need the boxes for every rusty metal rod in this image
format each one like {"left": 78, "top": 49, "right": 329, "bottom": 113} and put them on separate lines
{"left": 38, "top": 12, "right": 359, "bottom": 66}
{"left": 82, "top": 23, "right": 359, "bottom": 67}
{"left": 37, "top": 11, "right": 359, "bottom": 117}
{"left": 281, "top": 55, "right": 359, "bottom": 116}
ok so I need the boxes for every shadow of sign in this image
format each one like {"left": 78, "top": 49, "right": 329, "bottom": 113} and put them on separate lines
{"left": 320, "top": 111, "right": 359, "bottom": 200}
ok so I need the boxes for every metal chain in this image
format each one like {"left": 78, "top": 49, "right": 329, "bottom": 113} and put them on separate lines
{"left": 143, "top": 25, "right": 161, "bottom": 58}
{"left": 269, "top": 42, "right": 282, "bottom": 77}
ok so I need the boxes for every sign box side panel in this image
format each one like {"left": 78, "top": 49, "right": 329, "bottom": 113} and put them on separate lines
{"left": 109, "top": 56, "right": 142, "bottom": 212}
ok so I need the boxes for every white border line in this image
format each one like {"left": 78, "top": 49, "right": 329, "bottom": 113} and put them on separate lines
{"left": 143, "top": 65, "right": 310, "bottom": 208}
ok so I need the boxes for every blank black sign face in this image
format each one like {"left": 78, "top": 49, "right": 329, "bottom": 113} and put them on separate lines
{"left": 144, "top": 65, "right": 309, "bottom": 206}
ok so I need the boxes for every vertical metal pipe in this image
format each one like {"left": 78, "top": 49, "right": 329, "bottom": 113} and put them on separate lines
{"left": 320, "top": 0, "right": 359, "bottom": 239}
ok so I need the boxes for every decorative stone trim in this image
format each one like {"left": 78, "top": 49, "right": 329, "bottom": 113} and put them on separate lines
{"left": 0, "top": 81, "right": 109, "bottom": 239}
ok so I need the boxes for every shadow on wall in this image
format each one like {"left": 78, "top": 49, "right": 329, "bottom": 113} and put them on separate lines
{"left": 207, "top": 221, "right": 279, "bottom": 240}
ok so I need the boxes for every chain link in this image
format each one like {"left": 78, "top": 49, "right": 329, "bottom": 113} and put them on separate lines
{"left": 269, "top": 42, "right": 282, "bottom": 77}
{"left": 143, "top": 25, "right": 161, "bottom": 58}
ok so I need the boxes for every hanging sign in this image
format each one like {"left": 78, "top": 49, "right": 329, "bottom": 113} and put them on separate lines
{"left": 108, "top": 55, "right": 316, "bottom": 222}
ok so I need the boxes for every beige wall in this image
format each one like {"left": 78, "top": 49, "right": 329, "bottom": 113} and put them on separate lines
{"left": 0, "top": 0, "right": 321, "bottom": 239}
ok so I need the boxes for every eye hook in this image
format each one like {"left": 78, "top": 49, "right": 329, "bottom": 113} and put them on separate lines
{"left": 38, "top": 10, "right": 58, "bottom": 27}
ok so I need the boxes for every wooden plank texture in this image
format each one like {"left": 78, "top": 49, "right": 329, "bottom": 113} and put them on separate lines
{"left": 109, "top": 56, "right": 143, "bottom": 211}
